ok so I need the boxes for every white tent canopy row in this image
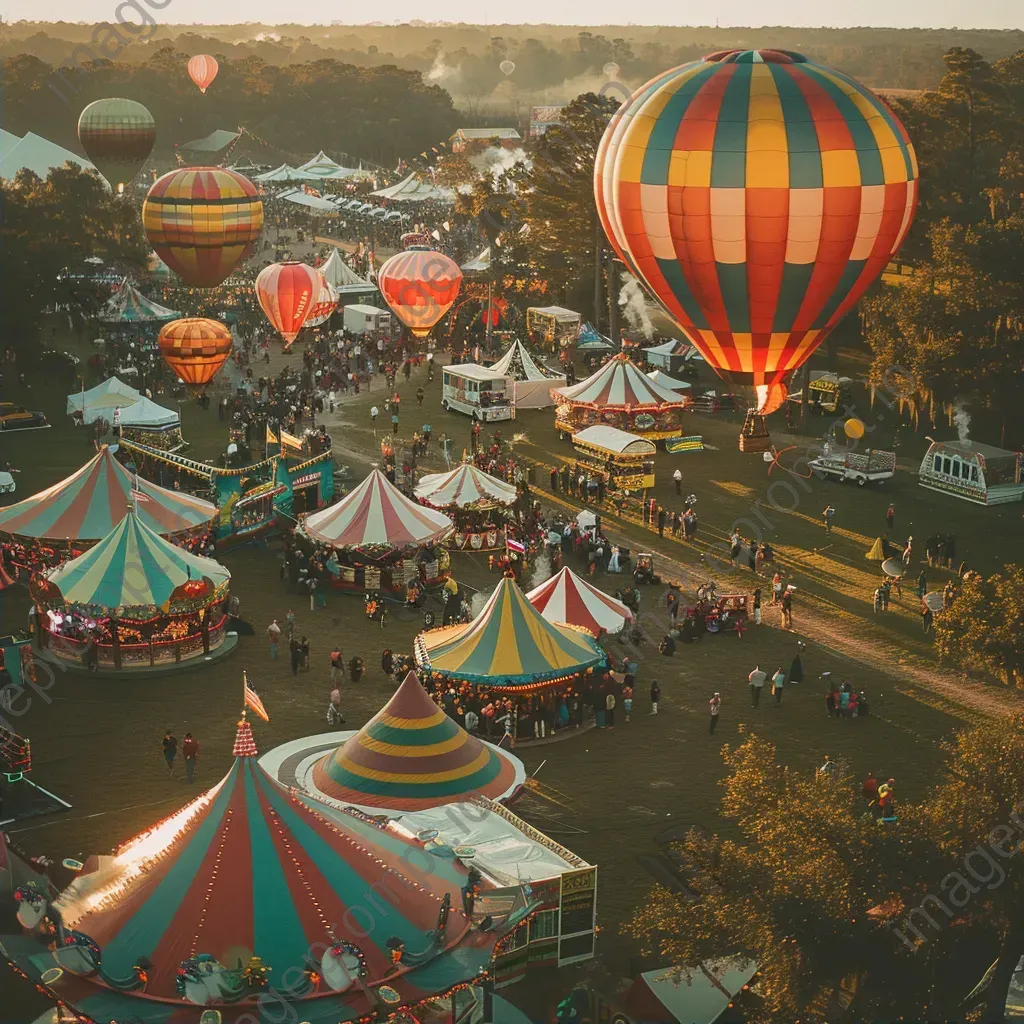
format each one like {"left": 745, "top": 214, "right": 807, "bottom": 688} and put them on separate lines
{"left": 0, "top": 131, "right": 101, "bottom": 185}
{"left": 370, "top": 172, "right": 453, "bottom": 203}
{"left": 275, "top": 187, "right": 340, "bottom": 213}
{"left": 67, "top": 377, "right": 142, "bottom": 423}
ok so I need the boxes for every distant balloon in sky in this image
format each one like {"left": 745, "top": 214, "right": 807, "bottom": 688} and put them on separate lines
{"left": 603, "top": 61, "right": 620, "bottom": 79}
{"left": 188, "top": 54, "right": 219, "bottom": 93}
{"left": 499, "top": 60, "right": 515, "bottom": 76}
{"left": 77, "top": 98, "right": 156, "bottom": 192}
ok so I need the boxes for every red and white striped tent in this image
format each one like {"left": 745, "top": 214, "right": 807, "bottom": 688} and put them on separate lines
{"left": 415, "top": 463, "right": 517, "bottom": 509}
{"left": 553, "top": 352, "right": 686, "bottom": 410}
{"left": 302, "top": 468, "right": 452, "bottom": 547}
{"left": 527, "top": 565, "right": 634, "bottom": 636}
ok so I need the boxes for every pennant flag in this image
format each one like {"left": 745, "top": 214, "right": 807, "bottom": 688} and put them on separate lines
{"left": 506, "top": 536, "right": 526, "bottom": 554}
{"left": 281, "top": 429, "right": 304, "bottom": 450}
{"left": 266, "top": 424, "right": 279, "bottom": 445}
{"left": 129, "top": 489, "right": 151, "bottom": 503}
{"left": 243, "top": 673, "right": 270, "bottom": 722}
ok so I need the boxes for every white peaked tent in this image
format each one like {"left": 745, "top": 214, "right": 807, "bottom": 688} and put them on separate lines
{"left": 296, "top": 150, "right": 346, "bottom": 177}
{"left": 320, "top": 249, "right": 371, "bottom": 289}
{"left": 646, "top": 369, "right": 692, "bottom": 392}
{"left": 255, "top": 164, "right": 306, "bottom": 183}
{"left": 488, "top": 340, "right": 566, "bottom": 409}
{"left": 371, "top": 172, "right": 453, "bottom": 203}
{"left": 0, "top": 131, "right": 99, "bottom": 183}
{"left": 0, "top": 129, "right": 20, "bottom": 161}
{"left": 461, "top": 246, "right": 491, "bottom": 273}
{"left": 66, "top": 377, "right": 142, "bottom": 424}
{"left": 118, "top": 397, "right": 179, "bottom": 431}
{"left": 276, "top": 187, "right": 339, "bottom": 213}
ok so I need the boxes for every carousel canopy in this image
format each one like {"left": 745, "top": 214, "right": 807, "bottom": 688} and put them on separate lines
{"left": 39, "top": 718, "right": 498, "bottom": 1020}
{"left": 416, "top": 575, "right": 605, "bottom": 686}
{"left": 527, "top": 565, "right": 634, "bottom": 636}
{"left": 66, "top": 376, "right": 141, "bottom": 421}
{"left": 43, "top": 511, "right": 229, "bottom": 609}
{"left": 415, "top": 463, "right": 517, "bottom": 509}
{"left": 489, "top": 339, "right": 562, "bottom": 382}
{"left": 303, "top": 468, "right": 452, "bottom": 548}
{"left": 554, "top": 353, "right": 686, "bottom": 410}
{"left": 0, "top": 446, "right": 216, "bottom": 542}
{"left": 99, "top": 279, "right": 180, "bottom": 323}
{"left": 312, "top": 671, "right": 519, "bottom": 811}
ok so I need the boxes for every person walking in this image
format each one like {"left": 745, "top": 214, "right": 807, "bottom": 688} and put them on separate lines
{"left": 752, "top": 587, "right": 762, "bottom": 626}
{"left": 416, "top": 386, "right": 425, "bottom": 408}
{"left": 822, "top": 504, "right": 835, "bottom": 534}
{"left": 286, "top": 609, "right": 296, "bottom": 638}
{"left": 182, "top": 732, "right": 199, "bottom": 783}
{"left": 328, "top": 685, "right": 345, "bottom": 726}
{"left": 781, "top": 588, "right": 793, "bottom": 629}
{"left": 162, "top": 729, "right": 177, "bottom": 776}
{"left": 290, "top": 636, "right": 302, "bottom": 676}
{"left": 605, "top": 689, "right": 616, "bottom": 728}
{"left": 550, "top": 465, "right": 559, "bottom": 492}
{"left": 330, "top": 646, "right": 344, "bottom": 683}
{"left": 623, "top": 683, "right": 633, "bottom": 722}
{"left": 657, "top": 506, "right": 666, "bottom": 537}
{"left": 922, "top": 606, "right": 934, "bottom": 633}
{"left": 650, "top": 679, "right": 661, "bottom": 715}
{"left": 673, "top": 468, "right": 682, "bottom": 495}
{"left": 267, "top": 619, "right": 281, "bottom": 660}
{"left": 771, "top": 666, "right": 785, "bottom": 704}
{"left": 370, "top": 405, "right": 379, "bottom": 432}
{"left": 391, "top": 411, "right": 400, "bottom": 436}
{"left": 748, "top": 665, "right": 766, "bottom": 707}
{"left": 709, "top": 692, "right": 722, "bottom": 734}
{"left": 886, "top": 503, "right": 895, "bottom": 530}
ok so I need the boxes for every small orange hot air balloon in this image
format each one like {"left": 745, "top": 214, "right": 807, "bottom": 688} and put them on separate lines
{"left": 158, "top": 318, "right": 233, "bottom": 394}
{"left": 188, "top": 54, "right": 219, "bottom": 93}
{"left": 377, "top": 249, "right": 462, "bottom": 338}
{"left": 256, "top": 262, "right": 322, "bottom": 349}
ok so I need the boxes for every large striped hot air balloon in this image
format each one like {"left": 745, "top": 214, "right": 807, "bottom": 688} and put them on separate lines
{"left": 77, "top": 98, "right": 156, "bottom": 191}
{"left": 255, "top": 262, "right": 322, "bottom": 348}
{"left": 158, "top": 318, "right": 233, "bottom": 394}
{"left": 188, "top": 54, "right": 219, "bottom": 93}
{"left": 595, "top": 49, "right": 918, "bottom": 414}
{"left": 377, "top": 250, "right": 462, "bottom": 338}
{"left": 142, "top": 168, "right": 263, "bottom": 288}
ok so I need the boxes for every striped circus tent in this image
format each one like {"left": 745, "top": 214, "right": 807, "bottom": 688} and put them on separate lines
{"left": 415, "top": 463, "right": 517, "bottom": 510}
{"left": 312, "top": 672, "right": 520, "bottom": 811}
{"left": 99, "top": 278, "right": 180, "bottom": 323}
{"left": 42, "top": 512, "right": 229, "bottom": 610}
{"left": 553, "top": 352, "right": 686, "bottom": 410}
{"left": 527, "top": 566, "right": 634, "bottom": 636}
{"left": 0, "top": 446, "right": 215, "bottom": 543}
{"left": 303, "top": 468, "right": 452, "bottom": 548}
{"left": 416, "top": 576, "right": 605, "bottom": 688}
{"left": 28, "top": 719, "right": 502, "bottom": 1022}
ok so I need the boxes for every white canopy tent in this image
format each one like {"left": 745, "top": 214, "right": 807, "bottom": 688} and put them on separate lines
{"left": 320, "top": 249, "right": 371, "bottom": 289}
{"left": 255, "top": 164, "right": 306, "bottom": 183}
{"left": 0, "top": 131, "right": 99, "bottom": 183}
{"left": 117, "top": 397, "right": 179, "bottom": 430}
{"left": 488, "top": 339, "right": 566, "bottom": 409}
{"left": 370, "top": 172, "right": 453, "bottom": 203}
{"left": 646, "top": 369, "right": 693, "bottom": 392}
{"left": 275, "top": 187, "right": 339, "bottom": 213}
{"left": 66, "top": 377, "right": 142, "bottom": 424}
{"left": 461, "top": 246, "right": 491, "bottom": 273}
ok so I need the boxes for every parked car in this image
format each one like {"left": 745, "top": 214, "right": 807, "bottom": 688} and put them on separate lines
{"left": 0, "top": 403, "right": 48, "bottom": 430}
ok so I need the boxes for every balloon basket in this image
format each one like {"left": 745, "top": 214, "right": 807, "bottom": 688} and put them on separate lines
{"left": 738, "top": 411, "right": 772, "bottom": 453}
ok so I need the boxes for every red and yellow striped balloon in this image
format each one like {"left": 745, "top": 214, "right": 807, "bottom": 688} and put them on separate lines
{"left": 595, "top": 49, "right": 918, "bottom": 403}
{"left": 158, "top": 318, "right": 233, "bottom": 394}
{"left": 142, "top": 167, "right": 263, "bottom": 288}
{"left": 377, "top": 250, "right": 462, "bottom": 338}
{"left": 256, "top": 262, "right": 322, "bottom": 348}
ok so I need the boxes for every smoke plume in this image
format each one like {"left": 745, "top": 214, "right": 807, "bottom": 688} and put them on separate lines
{"left": 619, "top": 272, "right": 655, "bottom": 339}
{"left": 953, "top": 400, "right": 971, "bottom": 443}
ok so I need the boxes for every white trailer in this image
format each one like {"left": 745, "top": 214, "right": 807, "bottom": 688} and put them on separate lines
{"left": 809, "top": 448, "right": 896, "bottom": 486}
{"left": 342, "top": 304, "right": 391, "bottom": 334}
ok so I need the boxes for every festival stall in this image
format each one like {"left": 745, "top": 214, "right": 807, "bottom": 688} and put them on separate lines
{"left": 571, "top": 425, "right": 656, "bottom": 492}
{"left": 66, "top": 377, "right": 142, "bottom": 426}
{"left": 917, "top": 439, "right": 1024, "bottom": 505}
{"left": 441, "top": 363, "right": 513, "bottom": 422}
{"left": 319, "top": 247, "right": 377, "bottom": 303}
{"left": 646, "top": 369, "right": 693, "bottom": 394}
{"left": 527, "top": 566, "right": 634, "bottom": 636}
{"left": 32, "top": 511, "right": 231, "bottom": 671}
{"left": 416, "top": 575, "right": 606, "bottom": 696}
{"left": 487, "top": 339, "right": 566, "bottom": 409}
{"left": 643, "top": 338, "right": 703, "bottom": 376}
{"left": 576, "top": 321, "right": 616, "bottom": 353}
{"left": 1, "top": 718, "right": 525, "bottom": 1024}
{"left": 116, "top": 396, "right": 184, "bottom": 451}
{"left": 526, "top": 306, "right": 582, "bottom": 352}
{"left": 553, "top": 353, "right": 686, "bottom": 442}
{"left": 302, "top": 468, "right": 453, "bottom": 595}
{"left": 415, "top": 462, "right": 518, "bottom": 552}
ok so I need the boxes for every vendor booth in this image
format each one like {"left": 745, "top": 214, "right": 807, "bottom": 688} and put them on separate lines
{"left": 918, "top": 439, "right": 1024, "bottom": 505}
{"left": 786, "top": 370, "right": 852, "bottom": 413}
{"left": 301, "top": 468, "right": 453, "bottom": 595}
{"left": 415, "top": 462, "right": 518, "bottom": 552}
{"left": 527, "top": 306, "right": 582, "bottom": 351}
{"left": 441, "top": 363, "right": 513, "bottom": 422}
{"left": 554, "top": 353, "right": 686, "bottom": 441}
{"left": 32, "top": 511, "right": 231, "bottom": 672}
{"left": 571, "top": 425, "right": 656, "bottom": 491}
{"left": 527, "top": 565, "right": 634, "bottom": 636}
{"left": 643, "top": 338, "right": 703, "bottom": 376}
{"left": 116, "top": 396, "right": 184, "bottom": 451}
{"left": 487, "top": 339, "right": 566, "bottom": 409}
{"left": 646, "top": 369, "right": 693, "bottom": 394}
{"left": 66, "top": 376, "right": 141, "bottom": 426}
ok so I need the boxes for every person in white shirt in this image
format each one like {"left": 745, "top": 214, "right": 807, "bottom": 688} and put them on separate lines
{"left": 464, "top": 709, "right": 479, "bottom": 733}
{"left": 709, "top": 692, "right": 722, "bottom": 734}
{"left": 748, "top": 666, "right": 766, "bottom": 707}
{"left": 673, "top": 467, "right": 683, "bottom": 495}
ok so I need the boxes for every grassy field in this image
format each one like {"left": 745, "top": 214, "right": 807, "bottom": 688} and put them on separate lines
{"left": 2, "top": 323, "right": 1022, "bottom": 1012}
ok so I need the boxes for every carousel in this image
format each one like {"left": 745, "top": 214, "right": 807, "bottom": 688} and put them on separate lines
{"left": 416, "top": 574, "right": 606, "bottom": 697}
{"left": 301, "top": 468, "right": 453, "bottom": 596}
{"left": 31, "top": 511, "right": 231, "bottom": 672}
{"left": 526, "top": 566, "right": 634, "bottom": 637}
{"left": 552, "top": 352, "right": 687, "bottom": 441}
{"left": 0, "top": 446, "right": 216, "bottom": 580}
{"left": 414, "top": 463, "right": 518, "bottom": 553}
{"left": 0, "top": 717, "right": 529, "bottom": 1024}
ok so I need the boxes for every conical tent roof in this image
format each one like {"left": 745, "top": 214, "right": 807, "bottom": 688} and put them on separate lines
{"left": 527, "top": 566, "right": 634, "bottom": 636}
{"left": 304, "top": 468, "right": 452, "bottom": 548}
{"left": 43, "top": 511, "right": 229, "bottom": 609}
{"left": 415, "top": 463, "right": 517, "bottom": 509}
{"left": 489, "top": 339, "right": 562, "bottom": 381}
{"left": 45, "top": 719, "right": 496, "bottom": 1018}
{"left": 321, "top": 248, "right": 370, "bottom": 288}
{"left": 312, "top": 672, "right": 519, "bottom": 811}
{"left": 416, "top": 575, "right": 605, "bottom": 686}
{"left": 99, "top": 278, "right": 180, "bottom": 323}
{"left": 554, "top": 352, "right": 686, "bottom": 410}
{"left": 0, "top": 446, "right": 215, "bottom": 542}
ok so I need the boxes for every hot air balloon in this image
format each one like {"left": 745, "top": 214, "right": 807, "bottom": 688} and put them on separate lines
{"left": 603, "top": 61, "right": 620, "bottom": 79}
{"left": 77, "top": 98, "right": 156, "bottom": 192}
{"left": 143, "top": 168, "right": 263, "bottom": 288}
{"left": 304, "top": 274, "right": 339, "bottom": 328}
{"left": 158, "top": 318, "right": 233, "bottom": 394}
{"left": 188, "top": 54, "right": 219, "bottom": 93}
{"left": 377, "top": 250, "right": 462, "bottom": 338}
{"left": 500, "top": 60, "right": 516, "bottom": 76}
{"left": 595, "top": 48, "right": 918, "bottom": 433}
{"left": 256, "top": 262, "right": 322, "bottom": 348}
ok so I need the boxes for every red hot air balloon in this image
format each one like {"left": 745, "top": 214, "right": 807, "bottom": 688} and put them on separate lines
{"left": 594, "top": 49, "right": 918, "bottom": 415}
{"left": 377, "top": 250, "right": 462, "bottom": 338}
{"left": 256, "top": 262, "right": 322, "bottom": 348}
{"left": 188, "top": 54, "right": 219, "bottom": 93}
{"left": 158, "top": 318, "right": 233, "bottom": 394}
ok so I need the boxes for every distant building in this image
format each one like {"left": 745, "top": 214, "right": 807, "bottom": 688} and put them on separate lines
{"left": 450, "top": 127, "right": 521, "bottom": 153}
{"left": 530, "top": 105, "right": 564, "bottom": 137}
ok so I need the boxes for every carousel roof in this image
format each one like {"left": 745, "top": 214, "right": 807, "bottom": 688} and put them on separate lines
{"left": 489, "top": 339, "right": 562, "bottom": 382}
{"left": 312, "top": 671, "right": 520, "bottom": 811}
{"left": 43, "top": 511, "right": 229, "bottom": 609}
{"left": 27, "top": 719, "right": 498, "bottom": 1022}
{"left": 0, "top": 446, "right": 216, "bottom": 542}
{"left": 553, "top": 352, "right": 686, "bottom": 410}
{"left": 416, "top": 575, "right": 605, "bottom": 686}
{"left": 99, "top": 279, "right": 180, "bottom": 323}
{"left": 526, "top": 566, "right": 634, "bottom": 636}
{"left": 414, "top": 463, "right": 517, "bottom": 509}
{"left": 303, "top": 468, "right": 452, "bottom": 548}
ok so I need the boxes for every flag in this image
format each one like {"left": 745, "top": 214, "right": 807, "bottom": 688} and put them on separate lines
{"left": 281, "top": 429, "right": 304, "bottom": 450}
{"left": 243, "top": 673, "right": 270, "bottom": 722}
{"left": 506, "top": 536, "right": 525, "bottom": 554}
{"left": 130, "top": 489, "right": 151, "bottom": 503}
{"left": 266, "top": 425, "right": 279, "bottom": 445}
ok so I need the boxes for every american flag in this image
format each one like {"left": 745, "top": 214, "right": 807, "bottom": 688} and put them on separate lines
{"left": 243, "top": 673, "right": 270, "bottom": 722}
{"left": 131, "top": 476, "right": 151, "bottom": 503}
{"left": 506, "top": 536, "right": 525, "bottom": 554}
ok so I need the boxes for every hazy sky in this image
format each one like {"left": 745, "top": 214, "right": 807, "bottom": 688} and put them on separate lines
{"left": 8, "top": 0, "right": 1024, "bottom": 30}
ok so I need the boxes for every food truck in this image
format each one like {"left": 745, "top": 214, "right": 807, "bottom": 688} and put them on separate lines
{"left": 441, "top": 364, "right": 513, "bottom": 421}
{"left": 571, "top": 425, "right": 656, "bottom": 491}
{"left": 786, "top": 371, "right": 853, "bottom": 413}
{"left": 527, "top": 306, "right": 582, "bottom": 349}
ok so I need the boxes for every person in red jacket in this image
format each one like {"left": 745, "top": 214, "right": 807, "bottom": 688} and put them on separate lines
{"left": 182, "top": 733, "right": 200, "bottom": 784}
